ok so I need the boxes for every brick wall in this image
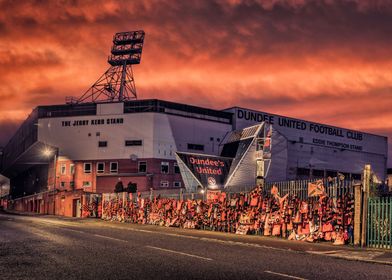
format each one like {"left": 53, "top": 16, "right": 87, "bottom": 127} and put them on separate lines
{"left": 52, "top": 158, "right": 184, "bottom": 193}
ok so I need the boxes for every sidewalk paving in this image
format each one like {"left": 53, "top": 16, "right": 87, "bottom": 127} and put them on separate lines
{"left": 3, "top": 209, "right": 392, "bottom": 266}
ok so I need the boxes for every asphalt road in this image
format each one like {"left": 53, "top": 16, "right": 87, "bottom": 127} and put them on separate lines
{"left": 1, "top": 213, "right": 392, "bottom": 280}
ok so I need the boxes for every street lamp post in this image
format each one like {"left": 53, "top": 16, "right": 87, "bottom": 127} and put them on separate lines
{"left": 200, "top": 187, "right": 206, "bottom": 201}
{"left": 43, "top": 147, "right": 58, "bottom": 214}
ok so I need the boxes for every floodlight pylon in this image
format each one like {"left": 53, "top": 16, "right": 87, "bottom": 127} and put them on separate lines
{"left": 66, "top": 30, "right": 145, "bottom": 104}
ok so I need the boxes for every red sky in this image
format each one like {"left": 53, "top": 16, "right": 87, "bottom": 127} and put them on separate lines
{"left": 0, "top": 0, "right": 391, "bottom": 166}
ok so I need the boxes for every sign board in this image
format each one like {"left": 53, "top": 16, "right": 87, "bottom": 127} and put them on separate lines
{"left": 227, "top": 107, "right": 387, "bottom": 156}
{"left": 176, "top": 153, "right": 232, "bottom": 189}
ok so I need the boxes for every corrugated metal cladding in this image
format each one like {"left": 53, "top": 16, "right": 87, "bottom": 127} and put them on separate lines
{"left": 225, "top": 107, "right": 387, "bottom": 181}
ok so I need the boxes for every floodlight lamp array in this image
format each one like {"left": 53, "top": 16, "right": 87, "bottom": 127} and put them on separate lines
{"left": 108, "top": 30, "right": 145, "bottom": 66}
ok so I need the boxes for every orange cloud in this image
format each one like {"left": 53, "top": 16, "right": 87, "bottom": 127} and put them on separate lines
{"left": 0, "top": 0, "right": 391, "bottom": 165}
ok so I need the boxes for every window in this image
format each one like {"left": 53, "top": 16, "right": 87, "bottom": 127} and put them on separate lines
{"left": 110, "top": 162, "right": 118, "bottom": 173}
{"left": 297, "top": 168, "right": 310, "bottom": 176}
{"left": 174, "top": 163, "right": 180, "bottom": 174}
{"left": 256, "top": 138, "right": 264, "bottom": 151}
{"left": 97, "top": 162, "right": 105, "bottom": 174}
{"left": 352, "top": 173, "right": 361, "bottom": 180}
{"left": 98, "top": 141, "right": 107, "bottom": 147}
{"left": 70, "top": 181, "right": 75, "bottom": 188}
{"left": 187, "top": 143, "right": 204, "bottom": 151}
{"left": 312, "top": 169, "right": 324, "bottom": 178}
{"left": 160, "top": 181, "right": 169, "bottom": 188}
{"left": 138, "top": 161, "right": 147, "bottom": 173}
{"left": 83, "top": 181, "right": 91, "bottom": 187}
{"left": 70, "top": 164, "right": 75, "bottom": 175}
{"left": 161, "top": 162, "right": 169, "bottom": 174}
{"left": 60, "top": 164, "right": 66, "bottom": 175}
{"left": 173, "top": 181, "right": 181, "bottom": 188}
{"left": 125, "top": 140, "right": 143, "bottom": 146}
{"left": 96, "top": 132, "right": 100, "bottom": 136}
{"left": 84, "top": 163, "right": 92, "bottom": 173}
{"left": 60, "top": 182, "right": 66, "bottom": 188}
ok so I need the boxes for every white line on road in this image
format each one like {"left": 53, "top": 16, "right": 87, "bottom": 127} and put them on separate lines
{"left": 57, "top": 227, "right": 86, "bottom": 234}
{"left": 102, "top": 224, "right": 287, "bottom": 252}
{"left": 93, "top": 234, "right": 128, "bottom": 243}
{"left": 264, "top": 270, "right": 308, "bottom": 280}
{"left": 145, "top": 245, "right": 213, "bottom": 261}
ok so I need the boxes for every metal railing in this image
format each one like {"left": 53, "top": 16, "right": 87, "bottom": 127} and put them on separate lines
{"left": 367, "top": 197, "right": 392, "bottom": 249}
{"left": 264, "top": 178, "right": 356, "bottom": 200}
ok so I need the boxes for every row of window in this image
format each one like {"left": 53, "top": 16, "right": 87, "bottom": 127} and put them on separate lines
{"left": 60, "top": 161, "right": 181, "bottom": 175}
{"left": 61, "top": 181, "right": 180, "bottom": 188}
{"left": 60, "top": 181, "right": 90, "bottom": 188}
{"left": 84, "top": 162, "right": 118, "bottom": 174}
{"left": 60, "top": 164, "right": 74, "bottom": 175}
{"left": 96, "top": 140, "right": 206, "bottom": 152}
{"left": 161, "top": 162, "right": 180, "bottom": 174}
{"left": 60, "top": 162, "right": 119, "bottom": 175}
{"left": 296, "top": 168, "right": 361, "bottom": 180}
{"left": 98, "top": 140, "right": 143, "bottom": 148}
{"left": 160, "top": 181, "right": 181, "bottom": 188}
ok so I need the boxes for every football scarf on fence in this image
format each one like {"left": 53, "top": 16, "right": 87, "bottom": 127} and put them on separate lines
{"left": 308, "top": 180, "right": 326, "bottom": 197}
{"left": 99, "top": 185, "right": 355, "bottom": 245}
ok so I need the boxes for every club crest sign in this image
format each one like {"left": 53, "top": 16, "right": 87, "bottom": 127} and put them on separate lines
{"left": 207, "top": 177, "right": 216, "bottom": 187}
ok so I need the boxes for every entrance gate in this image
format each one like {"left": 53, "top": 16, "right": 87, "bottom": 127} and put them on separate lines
{"left": 367, "top": 197, "right": 392, "bottom": 249}
{"left": 72, "top": 199, "right": 81, "bottom": 218}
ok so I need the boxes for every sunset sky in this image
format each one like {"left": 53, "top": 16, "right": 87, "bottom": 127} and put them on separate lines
{"left": 0, "top": 0, "right": 391, "bottom": 166}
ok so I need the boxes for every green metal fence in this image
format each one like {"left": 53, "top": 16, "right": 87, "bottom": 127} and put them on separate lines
{"left": 367, "top": 197, "right": 392, "bottom": 249}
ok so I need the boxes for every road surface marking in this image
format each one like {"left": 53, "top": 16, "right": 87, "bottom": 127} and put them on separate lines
{"left": 58, "top": 227, "right": 86, "bottom": 234}
{"left": 264, "top": 270, "right": 307, "bottom": 280}
{"left": 93, "top": 234, "right": 128, "bottom": 243}
{"left": 145, "top": 245, "right": 213, "bottom": 261}
{"left": 102, "top": 224, "right": 287, "bottom": 252}
{"left": 307, "top": 250, "right": 338, "bottom": 254}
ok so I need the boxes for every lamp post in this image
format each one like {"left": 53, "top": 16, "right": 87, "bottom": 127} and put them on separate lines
{"left": 199, "top": 187, "right": 206, "bottom": 201}
{"left": 43, "top": 147, "right": 58, "bottom": 214}
{"left": 43, "top": 148, "right": 58, "bottom": 189}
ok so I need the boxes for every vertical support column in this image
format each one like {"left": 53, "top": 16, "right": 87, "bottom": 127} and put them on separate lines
{"left": 119, "top": 62, "right": 126, "bottom": 101}
{"left": 361, "top": 164, "right": 371, "bottom": 247}
{"left": 353, "top": 183, "right": 362, "bottom": 246}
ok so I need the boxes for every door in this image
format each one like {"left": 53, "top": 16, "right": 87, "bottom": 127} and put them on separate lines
{"left": 73, "top": 199, "right": 81, "bottom": 217}
{"left": 256, "top": 160, "right": 265, "bottom": 186}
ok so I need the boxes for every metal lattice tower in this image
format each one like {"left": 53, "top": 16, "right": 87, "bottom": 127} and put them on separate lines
{"left": 66, "top": 30, "right": 145, "bottom": 104}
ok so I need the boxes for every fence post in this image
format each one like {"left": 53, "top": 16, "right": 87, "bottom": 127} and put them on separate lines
{"left": 353, "top": 183, "right": 362, "bottom": 246}
{"left": 361, "top": 164, "right": 371, "bottom": 247}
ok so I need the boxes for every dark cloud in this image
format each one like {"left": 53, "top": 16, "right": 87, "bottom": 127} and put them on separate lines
{"left": 0, "top": 119, "right": 22, "bottom": 147}
{"left": 0, "top": 49, "right": 63, "bottom": 70}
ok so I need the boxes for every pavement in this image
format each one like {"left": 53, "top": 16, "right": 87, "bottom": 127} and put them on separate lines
{"left": 1, "top": 210, "right": 392, "bottom": 279}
